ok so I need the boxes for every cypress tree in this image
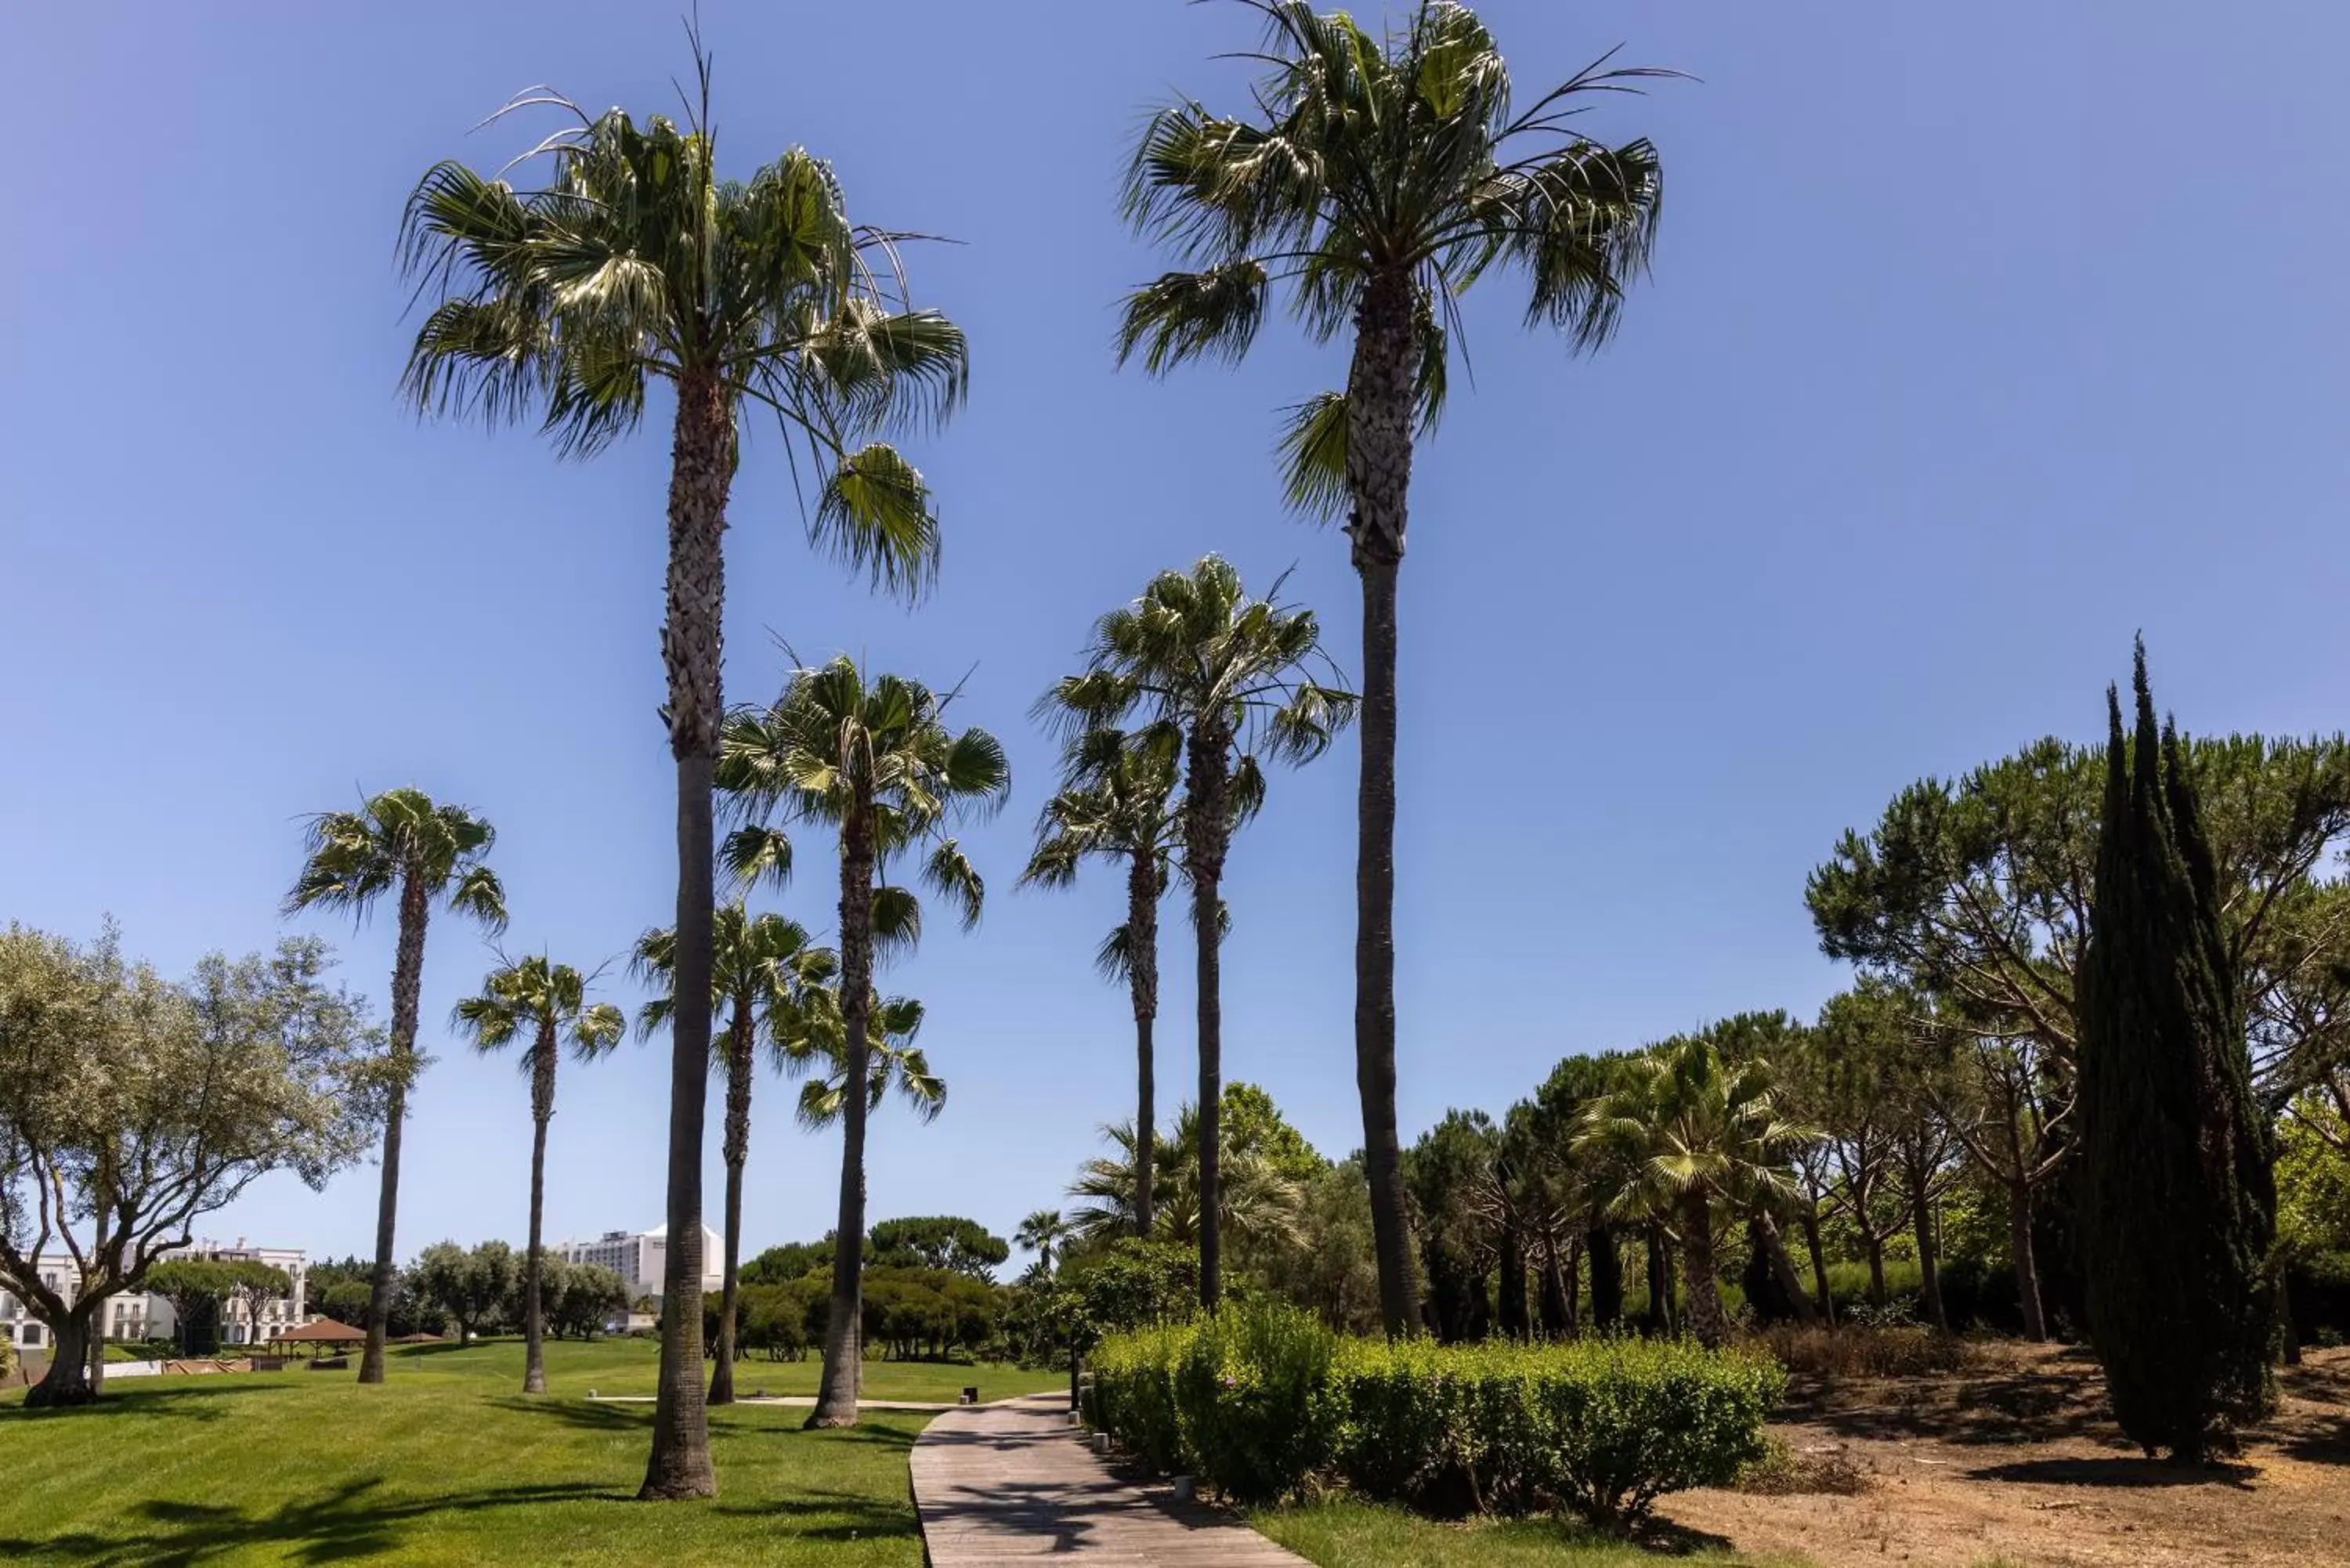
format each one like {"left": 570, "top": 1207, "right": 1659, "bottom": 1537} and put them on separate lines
{"left": 2077, "top": 641, "right": 2276, "bottom": 1461}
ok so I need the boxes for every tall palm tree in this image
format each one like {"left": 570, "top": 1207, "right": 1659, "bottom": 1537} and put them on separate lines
{"left": 397, "top": 43, "right": 966, "bottom": 1501}
{"left": 1576, "top": 1035, "right": 1811, "bottom": 1348}
{"left": 1117, "top": 0, "right": 1668, "bottom": 1335}
{"left": 1015, "top": 1209, "right": 1072, "bottom": 1275}
{"left": 451, "top": 954, "right": 627, "bottom": 1394}
{"left": 1021, "top": 724, "right": 1184, "bottom": 1235}
{"left": 284, "top": 788, "right": 506, "bottom": 1384}
{"left": 1055, "top": 557, "right": 1350, "bottom": 1309}
{"left": 718, "top": 656, "right": 1008, "bottom": 1426}
{"left": 634, "top": 905, "right": 836, "bottom": 1404}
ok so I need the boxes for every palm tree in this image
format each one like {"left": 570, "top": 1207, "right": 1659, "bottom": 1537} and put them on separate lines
{"left": 284, "top": 788, "right": 506, "bottom": 1383}
{"left": 719, "top": 656, "right": 1008, "bottom": 1426}
{"left": 1054, "top": 557, "right": 1350, "bottom": 1309}
{"left": 1576, "top": 1035, "right": 1811, "bottom": 1348}
{"left": 451, "top": 954, "right": 627, "bottom": 1394}
{"left": 1066, "top": 1107, "right": 1306, "bottom": 1258}
{"left": 1117, "top": 0, "right": 1668, "bottom": 1336}
{"left": 1015, "top": 1209, "right": 1072, "bottom": 1275}
{"left": 1021, "top": 724, "right": 1184, "bottom": 1235}
{"left": 634, "top": 905, "right": 836, "bottom": 1404}
{"left": 786, "top": 989, "right": 946, "bottom": 1132}
{"left": 397, "top": 42, "right": 966, "bottom": 1501}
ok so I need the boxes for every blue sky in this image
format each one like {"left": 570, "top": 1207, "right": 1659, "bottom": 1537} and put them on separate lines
{"left": 5, "top": 1, "right": 2346, "bottom": 1270}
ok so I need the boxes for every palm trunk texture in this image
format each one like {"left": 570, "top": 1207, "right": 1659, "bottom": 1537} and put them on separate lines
{"left": 811, "top": 802, "right": 877, "bottom": 1428}
{"left": 640, "top": 367, "right": 729, "bottom": 1501}
{"left": 523, "top": 1014, "right": 556, "bottom": 1395}
{"left": 362, "top": 873, "right": 431, "bottom": 1386}
{"left": 1347, "top": 266, "right": 1419, "bottom": 1338}
{"left": 1679, "top": 1196, "right": 1733, "bottom": 1349}
{"left": 711, "top": 999, "right": 754, "bottom": 1406}
{"left": 1128, "top": 851, "right": 1160, "bottom": 1238}
{"left": 1186, "top": 732, "right": 1231, "bottom": 1312}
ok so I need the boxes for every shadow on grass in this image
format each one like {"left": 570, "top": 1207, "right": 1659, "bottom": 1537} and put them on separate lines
{"left": 0, "top": 1379, "right": 296, "bottom": 1423}
{"left": 0, "top": 1475, "right": 621, "bottom": 1565}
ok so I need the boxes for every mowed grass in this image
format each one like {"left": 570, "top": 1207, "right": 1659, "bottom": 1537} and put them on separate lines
{"left": 1254, "top": 1501, "right": 1787, "bottom": 1568}
{"left": 0, "top": 1339, "right": 1061, "bottom": 1566}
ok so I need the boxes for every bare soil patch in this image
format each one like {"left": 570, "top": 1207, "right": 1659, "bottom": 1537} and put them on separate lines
{"left": 1661, "top": 1342, "right": 2350, "bottom": 1567}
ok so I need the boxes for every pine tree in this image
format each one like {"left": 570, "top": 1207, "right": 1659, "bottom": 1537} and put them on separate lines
{"left": 2077, "top": 641, "right": 2276, "bottom": 1461}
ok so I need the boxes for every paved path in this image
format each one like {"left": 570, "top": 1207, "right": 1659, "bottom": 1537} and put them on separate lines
{"left": 910, "top": 1392, "right": 1311, "bottom": 1564}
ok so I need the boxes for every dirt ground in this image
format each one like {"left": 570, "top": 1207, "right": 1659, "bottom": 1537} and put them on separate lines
{"left": 1661, "top": 1343, "right": 2350, "bottom": 1568}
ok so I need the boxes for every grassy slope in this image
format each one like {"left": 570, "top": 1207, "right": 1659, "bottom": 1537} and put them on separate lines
{"left": 0, "top": 1340, "right": 1062, "bottom": 1566}
{"left": 1255, "top": 1501, "right": 1785, "bottom": 1568}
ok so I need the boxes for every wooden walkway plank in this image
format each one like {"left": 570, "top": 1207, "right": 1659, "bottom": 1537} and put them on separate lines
{"left": 911, "top": 1392, "right": 1312, "bottom": 1564}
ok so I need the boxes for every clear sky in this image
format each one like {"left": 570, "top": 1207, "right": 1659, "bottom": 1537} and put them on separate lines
{"left": 5, "top": 2, "right": 2346, "bottom": 1270}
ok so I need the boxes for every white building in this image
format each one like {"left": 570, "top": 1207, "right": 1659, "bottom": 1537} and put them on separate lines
{"left": 552, "top": 1223, "right": 721, "bottom": 1308}
{"left": 0, "top": 1240, "right": 307, "bottom": 1353}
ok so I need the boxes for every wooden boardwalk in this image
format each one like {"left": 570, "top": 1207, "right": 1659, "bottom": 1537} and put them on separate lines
{"left": 910, "top": 1393, "right": 1312, "bottom": 1564}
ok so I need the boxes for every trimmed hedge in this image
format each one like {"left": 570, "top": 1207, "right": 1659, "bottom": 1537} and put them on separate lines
{"left": 1088, "top": 1303, "right": 1784, "bottom": 1525}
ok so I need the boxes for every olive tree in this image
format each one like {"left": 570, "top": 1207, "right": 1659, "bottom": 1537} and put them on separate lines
{"left": 0, "top": 926, "right": 386, "bottom": 1405}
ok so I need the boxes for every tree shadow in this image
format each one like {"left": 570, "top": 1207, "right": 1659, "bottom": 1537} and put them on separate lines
{"left": 1965, "top": 1455, "right": 2257, "bottom": 1490}
{"left": 2272, "top": 1415, "right": 2350, "bottom": 1465}
{"left": 1786, "top": 1369, "right": 2112, "bottom": 1448}
{"left": 0, "top": 1475, "right": 620, "bottom": 1565}
{"left": 0, "top": 1379, "right": 295, "bottom": 1424}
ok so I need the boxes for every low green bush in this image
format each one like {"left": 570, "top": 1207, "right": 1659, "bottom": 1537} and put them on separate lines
{"left": 1090, "top": 1305, "right": 1785, "bottom": 1527}
{"left": 1173, "top": 1304, "right": 1340, "bottom": 1504}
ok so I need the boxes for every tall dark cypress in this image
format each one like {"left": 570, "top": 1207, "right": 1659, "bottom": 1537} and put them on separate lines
{"left": 2077, "top": 642, "right": 2276, "bottom": 1461}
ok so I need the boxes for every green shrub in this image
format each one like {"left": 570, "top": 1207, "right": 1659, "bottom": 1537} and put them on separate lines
{"left": 1090, "top": 1316, "right": 1784, "bottom": 1527}
{"left": 0, "top": 1334, "right": 13, "bottom": 1381}
{"left": 1172, "top": 1304, "right": 1341, "bottom": 1504}
{"left": 1088, "top": 1319, "right": 1193, "bottom": 1475}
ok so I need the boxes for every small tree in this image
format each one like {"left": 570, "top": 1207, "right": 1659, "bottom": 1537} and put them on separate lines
{"left": 2079, "top": 646, "right": 2277, "bottom": 1459}
{"left": 0, "top": 928, "right": 385, "bottom": 1405}
{"left": 413, "top": 1241, "right": 519, "bottom": 1344}
{"left": 223, "top": 1260, "right": 293, "bottom": 1347}
{"left": 143, "top": 1259, "right": 237, "bottom": 1357}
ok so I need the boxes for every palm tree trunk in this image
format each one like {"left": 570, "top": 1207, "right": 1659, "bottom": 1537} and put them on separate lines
{"left": 1185, "top": 734, "right": 1231, "bottom": 1313}
{"left": 641, "top": 364, "right": 730, "bottom": 1501}
{"left": 1588, "top": 1221, "right": 1622, "bottom": 1331}
{"left": 1754, "top": 1210, "right": 1817, "bottom": 1325}
{"left": 1129, "top": 851, "right": 1159, "bottom": 1238}
{"left": 1498, "top": 1216, "right": 1529, "bottom": 1341}
{"left": 1678, "top": 1197, "right": 1732, "bottom": 1349}
{"left": 1346, "top": 266, "right": 1420, "bottom": 1339}
{"left": 812, "top": 803, "right": 877, "bottom": 1428}
{"left": 711, "top": 998, "right": 754, "bottom": 1406}
{"left": 522, "top": 1014, "right": 556, "bottom": 1395}
{"left": 361, "top": 872, "right": 431, "bottom": 1386}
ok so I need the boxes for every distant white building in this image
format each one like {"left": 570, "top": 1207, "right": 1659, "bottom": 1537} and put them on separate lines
{"left": 552, "top": 1223, "right": 721, "bottom": 1308}
{"left": 1, "top": 1239, "right": 308, "bottom": 1353}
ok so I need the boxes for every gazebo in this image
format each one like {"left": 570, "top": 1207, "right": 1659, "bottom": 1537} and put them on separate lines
{"left": 273, "top": 1319, "right": 367, "bottom": 1360}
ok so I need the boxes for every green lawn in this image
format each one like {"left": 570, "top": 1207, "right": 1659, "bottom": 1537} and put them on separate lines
{"left": 1255, "top": 1501, "right": 1786, "bottom": 1568}
{"left": 0, "top": 1340, "right": 1061, "bottom": 1566}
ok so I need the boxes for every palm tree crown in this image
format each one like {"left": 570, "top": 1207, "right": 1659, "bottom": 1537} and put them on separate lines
{"left": 398, "top": 80, "right": 966, "bottom": 603}
{"left": 285, "top": 789, "right": 507, "bottom": 931}
{"left": 785, "top": 989, "right": 945, "bottom": 1130}
{"left": 454, "top": 955, "right": 627, "bottom": 1068}
{"left": 1052, "top": 557, "right": 1352, "bottom": 768}
{"left": 1116, "top": 0, "right": 1665, "bottom": 516}
{"left": 633, "top": 907, "right": 837, "bottom": 1068}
